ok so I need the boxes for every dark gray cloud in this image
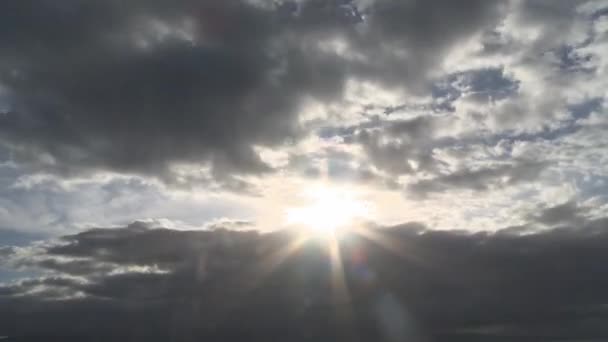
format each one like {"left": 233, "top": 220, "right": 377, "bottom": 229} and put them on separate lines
{"left": 284, "top": 146, "right": 398, "bottom": 188}
{"left": 2, "top": 215, "right": 608, "bottom": 341}
{"left": 529, "top": 201, "right": 590, "bottom": 228}
{"left": 408, "top": 160, "right": 547, "bottom": 196}
{"left": 0, "top": 1, "right": 290, "bottom": 186}
{"left": 334, "top": 115, "right": 441, "bottom": 176}
{"left": 0, "top": 0, "right": 507, "bottom": 187}
{"left": 323, "top": 113, "right": 549, "bottom": 194}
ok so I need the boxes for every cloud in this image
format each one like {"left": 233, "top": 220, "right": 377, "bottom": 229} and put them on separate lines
{"left": 2, "top": 217, "right": 608, "bottom": 340}
{"left": 432, "top": 67, "right": 520, "bottom": 107}
{"left": 408, "top": 159, "right": 547, "bottom": 196}
{"left": 1, "top": 2, "right": 608, "bottom": 338}
{"left": 0, "top": 1, "right": 286, "bottom": 187}
{"left": 333, "top": 115, "right": 441, "bottom": 176}
{"left": 529, "top": 200, "right": 590, "bottom": 227}
{"left": 0, "top": 0, "right": 507, "bottom": 188}
{"left": 0, "top": 0, "right": 605, "bottom": 236}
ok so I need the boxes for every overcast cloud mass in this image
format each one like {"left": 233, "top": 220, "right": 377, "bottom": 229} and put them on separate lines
{"left": 1, "top": 0, "right": 608, "bottom": 340}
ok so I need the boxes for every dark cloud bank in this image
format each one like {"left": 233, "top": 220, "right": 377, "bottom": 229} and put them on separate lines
{"left": 2, "top": 205, "right": 608, "bottom": 341}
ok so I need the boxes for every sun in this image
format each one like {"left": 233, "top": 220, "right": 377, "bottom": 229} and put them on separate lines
{"left": 285, "top": 186, "right": 372, "bottom": 235}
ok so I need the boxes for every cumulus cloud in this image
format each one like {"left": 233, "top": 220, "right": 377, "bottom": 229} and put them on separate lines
{"left": 0, "top": 0, "right": 507, "bottom": 188}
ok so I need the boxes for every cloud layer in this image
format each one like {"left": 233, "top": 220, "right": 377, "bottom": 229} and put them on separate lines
{"left": 0, "top": 0, "right": 607, "bottom": 233}
{"left": 2, "top": 216, "right": 608, "bottom": 341}
{"left": 0, "top": 0, "right": 506, "bottom": 185}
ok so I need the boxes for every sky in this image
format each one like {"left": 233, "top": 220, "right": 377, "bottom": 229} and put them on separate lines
{"left": 1, "top": 0, "right": 608, "bottom": 340}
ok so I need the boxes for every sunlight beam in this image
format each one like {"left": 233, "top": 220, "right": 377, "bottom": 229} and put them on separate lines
{"left": 248, "top": 234, "right": 309, "bottom": 290}
{"left": 328, "top": 235, "right": 357, "bottom": 341}
{"left": 354, "top": 227, "right": 427, "bottom": 265}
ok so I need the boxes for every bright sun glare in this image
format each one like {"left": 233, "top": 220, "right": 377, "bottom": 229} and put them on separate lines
{"left": 285, "top": 186, "right": 373, "bottom": 235}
